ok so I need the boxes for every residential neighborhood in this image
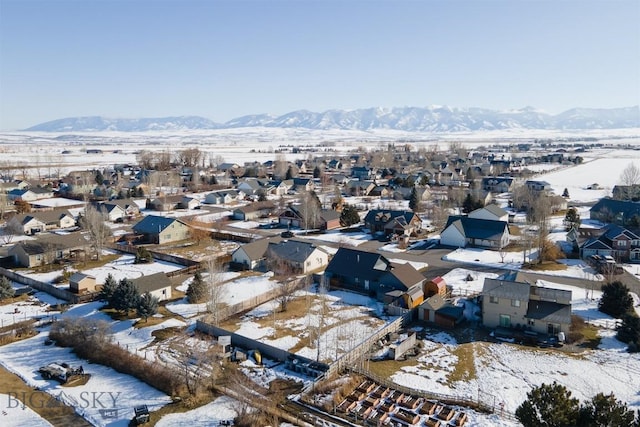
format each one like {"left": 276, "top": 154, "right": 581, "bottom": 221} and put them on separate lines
{"left": 0, "top": 139, "right": 639, "bottom": 427}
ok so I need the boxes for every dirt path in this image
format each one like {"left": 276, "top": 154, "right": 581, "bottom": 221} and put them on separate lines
{"left": 0, "top": 365, "right": 93, "bottom": 427}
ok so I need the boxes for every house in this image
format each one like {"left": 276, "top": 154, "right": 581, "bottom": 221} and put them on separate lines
{"left": 440, "top": 216, "right": 510, "bottom": 249}
{"left": 580, "top": 224, "right": 640, "bottom": 262}
{"left": 98, "top": 199, "right": 141, "bottom": 221}
{"left": 16, "top": 210, "right": 76, "bottom": 234}
{"left": 132, "top": 215, "right": 190, "bottom": 244}
{"left": 351, "top": 166, "right": 375, "bottom": 180}
{"left": 589, "top": 198, "right": 640, "bottom": 226}
{"left": 525, "top": 180, "right": 552, "bottom": 193}
{"left": 612, "top": 184, "right": 640, "bottom": 201}
{"left": 364, "top": 210, "right": 422, "bottom": 237}
{"left": 69, "top": 272, "right": 96, "bottom": 294}
{"left": 232, "top": 201, "right": 276, "bottom": 221}
{"left": 231, "top": 236, "right": 281, "bottom": 270}
{"left": 424, "top": 276, "right": 447, "bottom": 297}
{"left": 8, "top": 232, "right": 90, "bottom": 267}
{"left": 481, "top": 177, "right": 514, "bottom": 193}
{"left": 468, "top": 204, "right": 509, "bottom": 222}
{"left": 180, "top": 196, "right": 200, "bottom": 210}
{"left": 149, "top": 194, "right": 184, "bottom": 211}
{"left": 418, "top": 295, "right": 464, "bottom": 328}
{"left": 236, "top": 178, "right": 263, "bottom": 196}
{"left": 8, "top": 188, "right": 54, "bottom": 202}
{"left": 324, "top": 247, "right": 425, "bottom": 300}
{"left": 481, "top": 272, "right": 572, "bottom": 337}
{"left": 346, "top": 180, "right": 376, "bottom": 196}
{"left": 266, "top": 240, "right": 329, "bottom": 274}
{"left": 278, "top": 206, "right": 341, "bottom": 230}
{"left": 204, "top": 190, "right": 243, "bottom": 205}
{"left": 132, "top": 272, "right": 172, "bottom": 301}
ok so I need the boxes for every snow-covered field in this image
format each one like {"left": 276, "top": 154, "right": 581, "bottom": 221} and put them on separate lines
{"left": 0, "top": 332, "right": 172, "bottom": 427}
{"left": 0, "top": 290, "right": 65, "bottom": 328}
{"left": 389, "top": 328, "right": 640, "bottom": 417}
{"left": 155, "top": 395, "right": 237, "bottom": 426}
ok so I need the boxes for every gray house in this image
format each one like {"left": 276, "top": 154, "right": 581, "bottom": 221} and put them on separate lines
{"left": 440, "top": 216, "right": 510, "bottom": 249}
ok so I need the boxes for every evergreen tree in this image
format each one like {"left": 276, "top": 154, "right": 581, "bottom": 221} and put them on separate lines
{"left": 313, "top": 165, "right": 321, "bottom": 178}
{"left": 409, "top": 187, "right": 420, "bottom": 212}
{"left": 579, "top": 392, "right": 637, "bottom": 426}
{"left": 136, "top": 292, "right": 159, "bottom": 322}
{"left": 112, "top": 278, "right": 140, "bottom": 314}
{"left": 95, "top": 170, "right": 105, "bottom": 185}
{"left": 599, "top": 281, "right": 633, "bottom": 318}
{"left": 462, "top": 194, "right": 475, "bottom": 213}
{"left": 257, "top": 189, "right": 267, "bottom": 202}
{"left": 563, "top": 207, "right": 581, "bottom": 231}
{"left": 285, "top": 166, "right": 294, "bottom": 180}
{"left": 616, "top": 313, "right": 640, "bottom": 352}
{"left": 135, "top": 246, "right": 153, "bottom": 264}
{"left": 340, "top": 204, "right": 361, "bottom": 227}
{"left": 186, "top": 271, "right": 208, "bottom": 303}
{"left": 0, "top": 276, "right": 15, "bottom": 301}
{"left": 562, "top": 188, "right": 570, "bottom": 198}
{"left": 99, "top": 273, "right": 118, "bottom": 305}
{"left": 516, "top": 382, "right": 580, "bottom": 427}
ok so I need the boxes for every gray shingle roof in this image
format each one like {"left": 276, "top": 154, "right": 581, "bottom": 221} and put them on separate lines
{"left": 325, "top": 247, "right": 390, "bottom": 281}
{"left": 267, "top": 240, "right": 323, "bottom": 263}
{"left": 482, "top": 278, "right": 531, "bottom": 300}
{"left": 132, "top": 215, "right": 184, "bottom": 234}
{"left": 445, "top": 216, "right": 508, "bottom": 240}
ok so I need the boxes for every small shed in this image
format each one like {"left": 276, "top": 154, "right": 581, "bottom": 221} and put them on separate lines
{"left": 69, "top": 273, "right": 96, "bottom": 294}
{"left": 424, "top": 276, "right": 447, "bottom": 297}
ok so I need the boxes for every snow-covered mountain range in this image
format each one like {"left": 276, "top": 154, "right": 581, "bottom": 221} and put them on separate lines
{"left": 25, "top": 105, "right": 639, "bottom": 132}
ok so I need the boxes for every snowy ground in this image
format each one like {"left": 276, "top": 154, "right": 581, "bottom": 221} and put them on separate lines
{"left": 167, "top": 271, "right": 272, "bottom": 319}
{"left": 298, "top": 230, "right": 372, "bottom": 247}
{"left": 21, "top": 253, "right": 183, "bottom": 285}
{"left": 389, "top": 328, "right": 640, "bottom": 420}
{"left": 155, "top": 395, "right": 237, "bottom": 426}
{"left": 229, "top": 288, "right": 391, "bottom": 363}
{"left": 0, "top": 332, "right": 172, "bottom": 427}
{"left": 0, "top": 393, "right": 53, "bottom": 427}
{"left": 0, "top": 290, "right": 65, "bottom": 328}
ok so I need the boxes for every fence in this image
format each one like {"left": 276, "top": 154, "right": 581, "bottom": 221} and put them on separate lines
{"left": 328, "top": 310, "right": 413, "bottom": 377}
{"left": 0, "top": 267, "right": 97, "bottom": 304}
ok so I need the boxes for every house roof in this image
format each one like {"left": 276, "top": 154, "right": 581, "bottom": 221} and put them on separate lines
{"left": 133, "top": 272, "right": 172, "bottom": 294}
{"left": 325, "top": 247, "right": 390, "bottom": 281}
{"left": 267, "top": 240, "right": 324, "bottom": 264}
{"left": 364, "top": 210, "right": 420, "bottom": 226}
{"left": 482, "top": 278, "right": 531, "bottom": 300}
{"left": 526, "top": 300, "right": 571, "bottom": 325}
{"left": 69, "top": 272, "right": 95, "bottom": 283}
{"left": 602, "top": 224, "right": 640, "bottom": 241}
{"left": 11, "top": 232, "right": 90, "bottom": 255}
{"left": 132, "top": 215, "right": 185, "bottom": 234}
{"left": 420, "top": 294, "right": 447, "bottom": 311}
{"left": 21, "top": 210, "right": 74, "bottom": 225}
{"left": 386, "top": 262, "right": 425, "bottom": 289}
{"left": 444, "top": 216, "right": 509, "bottom": 241}
{"left": 480, "top": 204, "right": 508, "bottom": 218}
{"left": 590, "top": 198, "right": 640, "bottom": 219}
{"left": 234, "top": 201, "right": 276, "bottom": 214}
{"left": 234, "top": 236, "right": 282, "bottom": 261}
{"left": 497, "top": 270, "right": 536, "bottom": 284}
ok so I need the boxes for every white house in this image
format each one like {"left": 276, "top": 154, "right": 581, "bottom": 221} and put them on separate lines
{"left": 440, "top": 215, "right": 510, "bottom": 249}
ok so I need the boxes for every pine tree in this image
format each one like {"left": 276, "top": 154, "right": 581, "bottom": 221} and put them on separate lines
{"left": 579, "top": 392, "right": 637, "bottom": 426}
{"left": 409, "top": 187, "right": 420, "bottom": 212}
{"left": 99, "top": 273, "right": 118, "bottom": 305}
{"left": 135, "top": 246, "right": 153, "bottom": 264}
{"left": 340, "top": 204, "right": 361, "bottom": 227}
{"left": 112, "top": 278, "right": 140, "bottom": 314}
{"left": 186, "top": 271, "right": 208, "bottom": 303}
{"left": 562, "top": 188, "right": 570, "bottom": 198}
{"left": 616, "top": 313, "right": 640, "bottom": 351}
{"left": 462, "top": 194, "right": 475, "bottom": 213}
{"left": 516, "top": 382, "right": 580, "bottom": 427}
{"left": 0, "top": 276, "right": 15, "bottom": 301}
{"left": 136, "top": 292, "right": 159, "bottom": 322}
{"left": 599, "top": 281, "right": 633, "bottom": 318}
{"left": 563, "top": 207, "right": 581, "bottom": 231}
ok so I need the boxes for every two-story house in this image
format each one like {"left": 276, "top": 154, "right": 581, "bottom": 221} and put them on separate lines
{"left": 580, "top": 224, "right": 640, "bottom": 262}
{"left": 482, "top": 272, "right": 572, "bottom": 337}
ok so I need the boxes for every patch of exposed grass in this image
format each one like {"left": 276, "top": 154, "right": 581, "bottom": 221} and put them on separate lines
{"left": 368, "top": 359, "right": 418, "bottom": 379}
{"left": 133, "top": 305, "right": 177, "bottom": 328}
{"left": 448, "top": 343, "right": 477, "bottom": 384}
{"left": 522, "top": 261, "right": 568, "bottom": 271}
{"left": 150, "top": 326, "right": 186, "bottom": 343}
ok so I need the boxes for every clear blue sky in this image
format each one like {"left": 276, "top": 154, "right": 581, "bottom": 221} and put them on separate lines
{"left": 0, "top": 0, "right": 638, "bottom": 130}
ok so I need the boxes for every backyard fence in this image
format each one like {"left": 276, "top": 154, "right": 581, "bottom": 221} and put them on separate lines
{"left": 0, "top": 267, "right": 97, "bottom": 304}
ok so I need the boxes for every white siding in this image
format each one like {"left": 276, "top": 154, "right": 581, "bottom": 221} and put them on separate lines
{"left": 440, "top": 225, "right": 466, "bottom": 248}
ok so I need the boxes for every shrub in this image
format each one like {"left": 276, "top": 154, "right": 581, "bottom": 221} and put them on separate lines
{"left": 134, "top": 246, "right": 153, "bottom": 264}
{"left": 599, "top": 281, "right": 633, "bottom": 318}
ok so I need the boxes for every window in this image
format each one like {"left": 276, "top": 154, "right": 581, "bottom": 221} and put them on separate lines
{"left": 489, "top": 296, "right": 499, "bottom": 304}
{"left": 511, "top": 299, "right": 521, "bottom": 308}
{"left": 527, "top": 319, "right": 535, "bottom": 326}
{"left": 618, "top": 240, "right": 627, "bottom": 247}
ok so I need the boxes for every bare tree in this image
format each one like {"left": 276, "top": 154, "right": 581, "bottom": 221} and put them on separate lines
{"left": 619, "top": 162, "right": 640, "bottom": 186}
{"left": 273, "top": 153, "right": 288, "bottom": 180}
{"left": 80, "top": 204, "right": 112, "bottom": 261}
{"left": 176, "top": 148, "right": 203, "bottom": 168}
{"left": 136, "top": 150, "right": 155, "bottom": 170}
{"left": 1, "top": 216, "right": 23, "bottom": 245}
{"left": 205, "top": 259, "right": 227, "bottom": 326}
{"left": 301, "top": 191, "right": 322, "bottom": 232}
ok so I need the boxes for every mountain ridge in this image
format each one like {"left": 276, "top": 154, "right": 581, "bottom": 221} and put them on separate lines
{"left": 24, "top": 105, "right": 640, "bottom": 132}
